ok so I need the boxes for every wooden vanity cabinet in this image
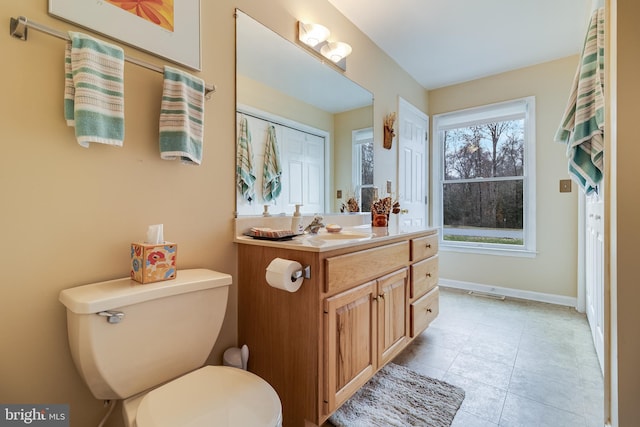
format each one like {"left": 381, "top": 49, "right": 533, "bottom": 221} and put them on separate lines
{"left": 323, "top": 267, "right": 408, "bottom": 414}
{"left": 237, "top": 230, "right": 438, "bottom": 427}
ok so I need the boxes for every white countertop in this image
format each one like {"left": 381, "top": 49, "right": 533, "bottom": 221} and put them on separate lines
{"left": 234, "top": 223, "right": 438, "bottom": 252}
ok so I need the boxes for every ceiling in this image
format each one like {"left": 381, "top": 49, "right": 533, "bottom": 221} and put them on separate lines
{"left": 327, "top": 0, "right": 596, "bottom": 90}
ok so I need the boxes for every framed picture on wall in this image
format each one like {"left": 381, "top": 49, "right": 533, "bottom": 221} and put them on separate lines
{"left": 49, "top": 0, "right": 201, "bottom": 70}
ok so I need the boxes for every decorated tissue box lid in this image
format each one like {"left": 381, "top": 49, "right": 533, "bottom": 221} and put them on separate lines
{"left": 130, "top": 224, "right": 177, "bottom": 284}
{"left": 131, "top": 242, "right": 177, "bottom": 283}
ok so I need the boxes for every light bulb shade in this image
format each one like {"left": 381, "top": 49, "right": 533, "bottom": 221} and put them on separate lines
{"left": 320, "top": 41, "right": 352, "bottom": 63}
{"left": 298, "top": 22, "right": 330, "bottom": 47}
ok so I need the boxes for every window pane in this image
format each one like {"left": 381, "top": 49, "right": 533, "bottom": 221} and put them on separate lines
{"left": 443, "top": 120, "right": 524, "bottom": 180}
{"left": 360, "top": 185, "right": 376, "bottom": 213}
{"left": 360, "top": 142, "right": 374, "bottom": 185}
{"left": 443, "top": 180, "right": 523, "bottom": 245}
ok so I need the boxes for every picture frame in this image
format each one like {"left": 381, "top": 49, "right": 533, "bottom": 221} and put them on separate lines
{"left": 49, "top": 0, "right": 201, "bottom": 71}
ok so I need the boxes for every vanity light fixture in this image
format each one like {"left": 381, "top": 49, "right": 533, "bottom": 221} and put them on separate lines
{"left": 297, "top": 21, "right": 352, "bottom": 71}
{"left": 320, "top": 41, "right": 352, "bottom": 63}
{"left": 298, "top": 22, "right": 330, "bottom": 47}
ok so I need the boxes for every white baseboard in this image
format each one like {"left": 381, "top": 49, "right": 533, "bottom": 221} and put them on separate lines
{"left": 439, "top": 278, "right": 578, "bottom": 308}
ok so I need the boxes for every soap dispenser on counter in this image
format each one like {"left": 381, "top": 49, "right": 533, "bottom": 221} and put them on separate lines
{"left": 291, "top": 204, "right": 304, "bottom": 235}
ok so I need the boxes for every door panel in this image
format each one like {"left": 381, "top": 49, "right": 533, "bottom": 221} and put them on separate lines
{"left": 398, "top": 97, "right": 429, "bottom": 228}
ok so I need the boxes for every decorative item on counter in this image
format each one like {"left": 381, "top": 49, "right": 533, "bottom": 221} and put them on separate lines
{"left": 371, "top": 196, "right": 400, "bottom": 227}
{"left": 325, "top": 224, "right": 343, "bottom": 233}
{"left": 383, "top": 112, "right": 396, "bottom": 149}
{"left": 131, "top": 224, "right": 177, "bottom": 284}
{"left": 304, "top": 216, "right": 324, "bottom": 234}
{"left": 245, "top": 227, "right": 295, "bottom": 241}
{"left": 340, "top": 196, "right": 360, "bottom": 213}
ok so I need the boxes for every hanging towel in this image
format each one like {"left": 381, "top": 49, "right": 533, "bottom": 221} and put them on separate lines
{"left": 236, "top": 115, "right": 256, "bottom": 203}
{"left": 555, "top": 8, "right": 605, "bottom": 195}
{"left": 262, "top": 124, "right": 282, "bottom": 203}
{"left": 159, "top": 66, "right": 205, "bottom": 165}
{"left": 64, "top": 32, "right": 125, "bottom": 148}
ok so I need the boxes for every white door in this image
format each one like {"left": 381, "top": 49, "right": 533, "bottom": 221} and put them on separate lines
{"left": 397, "top": 97, "right": 429, "bottom": 228}
{"left": 282, "top": 127, "right": 325, "bottom": 214}
{"left": 585, "top": 191, "right": 604, "bottom": 374}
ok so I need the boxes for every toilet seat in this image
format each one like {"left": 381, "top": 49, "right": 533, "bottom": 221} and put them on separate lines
{"left": 133, "top": 366, "right": 282, "bottom": 427}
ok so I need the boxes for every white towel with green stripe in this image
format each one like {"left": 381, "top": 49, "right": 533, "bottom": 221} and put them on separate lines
{"left": 64, "top": 32, "right": 125, "bottom": 148}
{"left": 262, "top": 124, "right": 282, "bottom": 203}
{"left": 159, "top": 66, "right": 205, "bottom": 165}
{"left": 555, "top": 8, "right": 605, "bottom": 195}
{"left": 236, "top": 115, "right": 256, "bottom": 203}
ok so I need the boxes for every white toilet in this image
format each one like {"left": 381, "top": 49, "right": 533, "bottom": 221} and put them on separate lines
{"left": 59, "top": 268, "right": 282, "bottom": 427}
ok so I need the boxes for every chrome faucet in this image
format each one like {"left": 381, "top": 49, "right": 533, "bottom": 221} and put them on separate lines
{"left": 304, "top": 216, "right": 324, "bottom": 234}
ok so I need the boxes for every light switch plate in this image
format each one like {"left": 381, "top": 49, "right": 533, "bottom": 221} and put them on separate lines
{"left": 560, "top": 179, "right": 572, "bottom": 193}
{"left": 337, "top": 190, "right": 342, "bottom": 199}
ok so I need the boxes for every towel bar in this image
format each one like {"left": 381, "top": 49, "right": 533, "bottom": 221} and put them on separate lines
{"left": 9, "top": 15, "right": 216, "bottom": 99}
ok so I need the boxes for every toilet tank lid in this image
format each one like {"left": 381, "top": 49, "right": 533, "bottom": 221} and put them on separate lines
{"left": 59, "top": 269, "right": 232, "bottom": 314}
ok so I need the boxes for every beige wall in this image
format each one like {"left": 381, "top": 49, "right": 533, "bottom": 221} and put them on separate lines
{"left": 429, "top": 56, "right": 580, "bottom": 298}
{"left": 0, "top": 0, "right": 426, "bottom": 426}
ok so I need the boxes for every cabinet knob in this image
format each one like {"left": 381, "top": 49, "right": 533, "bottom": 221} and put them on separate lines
{"left": 426, "top": 273, "right": 431, "bottom": 277}
{"left": 426, "top": 244, "right": 431, "bottom": 248}
{"left": 426, "top": 308, "right": 432, "bottom": 313}
{"left": 379, "top": 294, "right": 385, "bottom": 299}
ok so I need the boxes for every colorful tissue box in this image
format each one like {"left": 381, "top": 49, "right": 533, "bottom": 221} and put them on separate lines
{"left": 130, "top": 242, "right": 177, "bottom": 284}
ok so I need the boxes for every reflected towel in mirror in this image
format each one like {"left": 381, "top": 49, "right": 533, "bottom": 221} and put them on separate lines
{"left": 236, "top": 115, "right": 256, "bottom": 202}
{"left": 263, "top": 124, "right": 282, "bottom": 202}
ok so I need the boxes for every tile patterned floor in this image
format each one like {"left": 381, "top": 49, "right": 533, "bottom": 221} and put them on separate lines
{"left": 393, "top": 287, "right": 604, "bottom": 427}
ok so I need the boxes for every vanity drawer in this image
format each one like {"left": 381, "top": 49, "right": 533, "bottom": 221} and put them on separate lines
{"left": 410, "top": 287, "right": 439, "bottom": 337}
{"left": 326, "top": 241, "right": 409, "bottom": 294}
{"left": 411, "top": 234, "right": 438, "bottom": 261}
{"left": 410, "top": 255, "right": 438, "bottom": 299}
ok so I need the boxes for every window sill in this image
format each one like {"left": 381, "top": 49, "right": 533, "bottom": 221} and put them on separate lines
{"left": 440, "top": 243, "right": 538, "bottom": 258}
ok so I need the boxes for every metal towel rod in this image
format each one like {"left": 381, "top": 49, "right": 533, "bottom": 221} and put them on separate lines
{"left": 9, "top": 15, "right": 216, "bottom": 98}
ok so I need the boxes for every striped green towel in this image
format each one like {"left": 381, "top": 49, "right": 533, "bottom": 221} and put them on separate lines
{"left": 159, "top": 66, "right": 205, "bottom": 165}
{"left": 555, "top": 8, "right": 605, "bottom": 195}
{"left": 236, "top": 115, "right": 256, "bottom": 202}
{"left": 262, "top": 124, "right": 282, "bottom": 203}
{"left": 64, "top": 32, "right": 125, "bottom": 148}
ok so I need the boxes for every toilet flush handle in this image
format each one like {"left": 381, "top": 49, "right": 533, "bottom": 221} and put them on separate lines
{"left": 97, "top": 310, "right": 125, "bottom": 324}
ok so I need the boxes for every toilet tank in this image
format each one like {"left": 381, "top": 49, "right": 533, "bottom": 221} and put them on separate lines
{"left": 59, "top": 269, "right": 231, "bottom": 400}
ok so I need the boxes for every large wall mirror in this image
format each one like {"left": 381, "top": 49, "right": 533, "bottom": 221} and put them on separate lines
{"left": 235, "top": 10, "right": 374, "bottom": 216}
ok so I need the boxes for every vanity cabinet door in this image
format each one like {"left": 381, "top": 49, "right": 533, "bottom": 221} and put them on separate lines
{"left": 377, "top": 268, "right": 408, "bottom": 366}
{"left": 323, "top": 281, "right": 377, "bottom": 414}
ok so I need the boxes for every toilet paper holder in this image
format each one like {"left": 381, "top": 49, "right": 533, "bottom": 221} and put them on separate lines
{"left": 292, "top": 265, "right": 311, "bottom": 280}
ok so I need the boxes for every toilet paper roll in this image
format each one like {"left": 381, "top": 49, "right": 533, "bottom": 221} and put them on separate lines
{"left": 265, "top": 258, "right": 304, "bottom": 292}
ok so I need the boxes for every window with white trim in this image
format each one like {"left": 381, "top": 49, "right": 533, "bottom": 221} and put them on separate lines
{"left": 432, "top": 97, "right": 536, "bottom": 256}
{"left": 352, "top": 128, "right": 374, "bottom": 212}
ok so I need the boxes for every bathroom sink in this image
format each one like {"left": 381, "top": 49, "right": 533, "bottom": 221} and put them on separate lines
{"left": 310, "top": 231, "right": 373, "bottom": 241}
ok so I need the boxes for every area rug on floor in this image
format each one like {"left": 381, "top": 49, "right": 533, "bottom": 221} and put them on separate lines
{"left": 328, "top": 363, "right": 465, "bottom": 427}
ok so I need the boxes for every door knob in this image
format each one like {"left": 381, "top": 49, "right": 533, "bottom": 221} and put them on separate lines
{"left": 400, "top": 209, "right": 409, "bottom": 214}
